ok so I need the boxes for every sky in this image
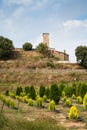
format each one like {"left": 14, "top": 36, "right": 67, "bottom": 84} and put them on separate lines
{"left": 0, "top": 0, "right": 87, "bottom": 62}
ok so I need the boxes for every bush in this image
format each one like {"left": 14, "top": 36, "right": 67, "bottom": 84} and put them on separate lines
{"left": 43, "top": 95, "right": 47, "bottom": 102}
{"left": 24, "top": 96, "right": 28, "bottom": 103}
{"left": 50, "top": 83, "right": 60, "bottom": 104}
{"left": 29, "top": 86, "right": 36, "bottom": 100}
{"left": 64, "top": 85, "right": 76, "bottom": 97}
{"left": 9, "top": 92, "right": 16, "bottom": 99}
{"left": 83, "top": 93, "right": 87, "bottom": 110}
{"left": 48, "top": 100, "right": 55, "bottom": 111}
{"left": 64, "top": 99, "right": 72, "bottom": 107}
{"left": 0, "top": 36, "right": 14, "bottom": 60}
{"left": 16, "top": 86, "right": 23, "bottom": 96}
{"left": 72, "top": 94, "right": 76, "bottom": 99}
{"left": 45, "top": 87, "right": 50, "bottom": 99}
{"left": 39, "top": 85, "right": 45, "bottom": 97}
{"left": 62, "top": 91, "right": 65, "bottom": 97}
{"left": 36, "top": 97, "right": 42, "bottom": 107}
{"left": 28, "top": 98, "right": 33, "bottom": 106}
{"left": 76, "top": 96, "right": 82, "bottom": 104}
{"left": 46, "top": 61, "right": 54, "bottom": 68}
{"left": 68, "top": 106, "right": 78, "bottom": 119}
{"left": 63, "top": 96, "right": 67, "bottom": 102}
{"left": 23, "top": 42, "right": 32, "bottom": 51}
{"left": 5, "top": 90, "right": 9, "bottom": 96}
{"left": 25, "top": 86, "right": 30, "bottom": 94}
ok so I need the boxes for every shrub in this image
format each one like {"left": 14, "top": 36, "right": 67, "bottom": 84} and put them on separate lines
{"left": 63, "top": 96, "right": 67, "bottom": 102}
{"left": 24, "top": 96, "right": 28, "bottom": 103}
{"left": 50, "top": 83, "right": 60, "bottom": 104}
{"left": 39, "top": 85, "right": 45, "bottom": 97}
{"left": 23, "top": 42, "right": 32, "bottom": 51}
{"left": 16, "top": 86, "right": 23, "bottom": 96}
{"left": 76, "top": 96, "right": 82, "bottom": 104}
{"left": 46, "top": 61, "right": 54, "bottom": 68}
{"left": 43, "top": 95, "right": 47, "bottom": 102}
{"left": 36, "top": 97, "right": 42, "bottom": 107}
{"left": 0, "top": 36, "right": 14, "bottom": 60}
{"left": 65, "top": 99, "right": 72, "bottom": 107}
{"left": 48, "top": 100, "right": 55, "bottom": 111}
{"left": 62, "top": 91, "right": 65, "bottom": 97}
{"left": 25, "top": 86, "right": 30, "bottom": 94}
{"left": 68, "top": 106, "right": 78, "bottom": 119}
{"left": 29, "top": 86, "right": 36, "bottom": 100}
{"left": 28, "top": 98, "right": 33, "bottom": 106}
{"left": 9, "top": 92, "right": 15, "bottom": 99}
{"left": 72, "top": 94, "right": 76, "bottom": 99}
{"left": 64, "top": 85, "right": 76, "bottom": 97}
{"left": 45, "top": 87, "right": 50, "bottom": 99}
{"left": 5, "top": 90, "right": 9, "bottom": 96}
{"left": 83, "top": 93, "right": 87, "bottom": 110}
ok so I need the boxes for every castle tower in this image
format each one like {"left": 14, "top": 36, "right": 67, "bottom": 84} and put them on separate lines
{"left": 43, "top": 33, "right": 49, "bottom": 47}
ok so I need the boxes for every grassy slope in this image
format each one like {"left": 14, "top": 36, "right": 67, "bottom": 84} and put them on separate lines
{"left": 0, "top": 50, "right": 87, "bottom": 90}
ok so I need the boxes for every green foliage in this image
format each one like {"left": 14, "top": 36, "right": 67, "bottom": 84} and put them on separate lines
{"left": 0, "top": 94, "right": 15, "bottom": 108}
{"left": 59, "top": 83, "right": 66, "bottom": 96}
{"left": 5, "top": 90, "right": 9, "bottom": 96}
{"left": 63, "top": 96, "right": 67, "bottom": 102}
{"left": 50, "top": 83, "right": 60, "bottom": 104}
{"left": 23, "top": 42, "right": 32, "bottom": 51}
{"left": 39, "top": 85, "right": 45, "bottom": 97}
{"left": 46, "top": 61, "right": 54, "bottom": 68}
{"left": 29, "top": 85, "right": 36, "bottom": 100}
{"left": 48, "top": 100, "right": 55, "bottom": 111}
{"left": 62, "top": 91, "right": 65, "bottom": 97}
{"left": 72, "top": 94, "right": 76, "bottom": 99}
{"left": 28, "top": 98, "right": 33, "bottom": 106}
{"left": 36, "top": 97, "right": 42, "bottom": 107}
{"left": 25, "top": 86, "right": 30, "bottom": 94}
{"left": 43, "top": 95, "right": 47, "bottom": 102}
{"left": 63, "top": 85, "right": 76, "bottom": 97}
{"left": 69, "top": 106, "right": 78, "bottom": 119}
{"left": 9, "top": 92, "right": 16, "bottom": 99}
{"left": 76, "top": 96, "right": 83, "bottom": 104}
{"left": 64, "top": 99, "right": 72, "bottom": 107}
{"left": 36, "top": 43, "right": 49, "bottom": 57}
{"left": 75, "top": 45, "right": 87, "bottom": 68}
{"left": 24, "top": 95, "right": 28, "bottom": 103}
{"left": 45, "top": 87, "right": 50, "bottom": 99}
{"left": 79, "top": 83, "right": 87, "bottom": 98}
{"left": 16, "top": 86, "right": 23, "bottom": 96}
{"left": 0, "top": 36, "right": 14, "bottom": 60}
{"left": 83, "top": 93, "right": 87, "bottom": 110}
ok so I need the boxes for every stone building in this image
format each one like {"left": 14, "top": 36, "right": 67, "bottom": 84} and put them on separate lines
{"left": 43, "top": 33, "right": 69, "bottom": 61}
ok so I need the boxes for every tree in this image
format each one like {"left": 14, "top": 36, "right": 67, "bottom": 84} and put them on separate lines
{"left": 75, "top": 45, "right": 87, "bottom": 68}
{"left": 23, "top": 42, "right": 32, "bottom": 51}
{"left": 0, "top": 36, "right": 14, "bottom": 59}
{"left": 29, "top": 86, "right": 36, "bottom": 99}
{"left": 36, "top": 43, "right": 50, "bottom": 57}
{"left": 39, "top": 85, "right": 45, "bottom": 97}
{"left": 50, "top": 83, "right": 60, "bottom": 104}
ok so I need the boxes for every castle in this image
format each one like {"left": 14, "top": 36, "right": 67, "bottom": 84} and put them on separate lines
{"left": 43, "top": 33, "right": 69, "bottom": 61}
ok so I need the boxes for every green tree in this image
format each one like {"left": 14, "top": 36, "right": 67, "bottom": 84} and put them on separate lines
{"left": 0, "top": 36, "right": 14, "bottom": 59}
{"left": 36, "top": 43, "right": 51, "bottom": 57}
{"left": 29, "top": 86, "right": 36, "bottom": 99}
{"left": 75, "top": 45, "right": 87, "bottom": 68}
{"left": 39, "top": 85, "right": 45, "bottom": 97}
{"left": 50, "top": 83, "right": 60, "bottom": 104}
{"left": 23, "top": 42, "right": 32, "bottom": 51}
{"left": 16, "top": 87, "right": 23, "bottom": 96}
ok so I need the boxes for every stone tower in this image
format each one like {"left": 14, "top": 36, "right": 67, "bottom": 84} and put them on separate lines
{"left": 43, "top": 33, "right": 49, "bottom": 47}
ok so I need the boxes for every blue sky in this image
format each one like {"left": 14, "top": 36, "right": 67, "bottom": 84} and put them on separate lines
{"left": 0, "top": 0, "right": 87, "bottom": 62}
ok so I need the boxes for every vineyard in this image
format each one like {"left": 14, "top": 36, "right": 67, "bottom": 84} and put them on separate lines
{"left": 0, "top": 83, "right": 87, "bottom": 130}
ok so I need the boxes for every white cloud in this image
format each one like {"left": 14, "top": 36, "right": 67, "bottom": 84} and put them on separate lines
{"left": 63, "top": 19, "right": 87, "bottom": 30}
{"left": 13, "top": 7, "right": 24, "bottom": 17}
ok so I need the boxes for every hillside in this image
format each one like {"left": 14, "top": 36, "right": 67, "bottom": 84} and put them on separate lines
{"left": 0, "top": 49, "right": 87, "bottom": 89}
